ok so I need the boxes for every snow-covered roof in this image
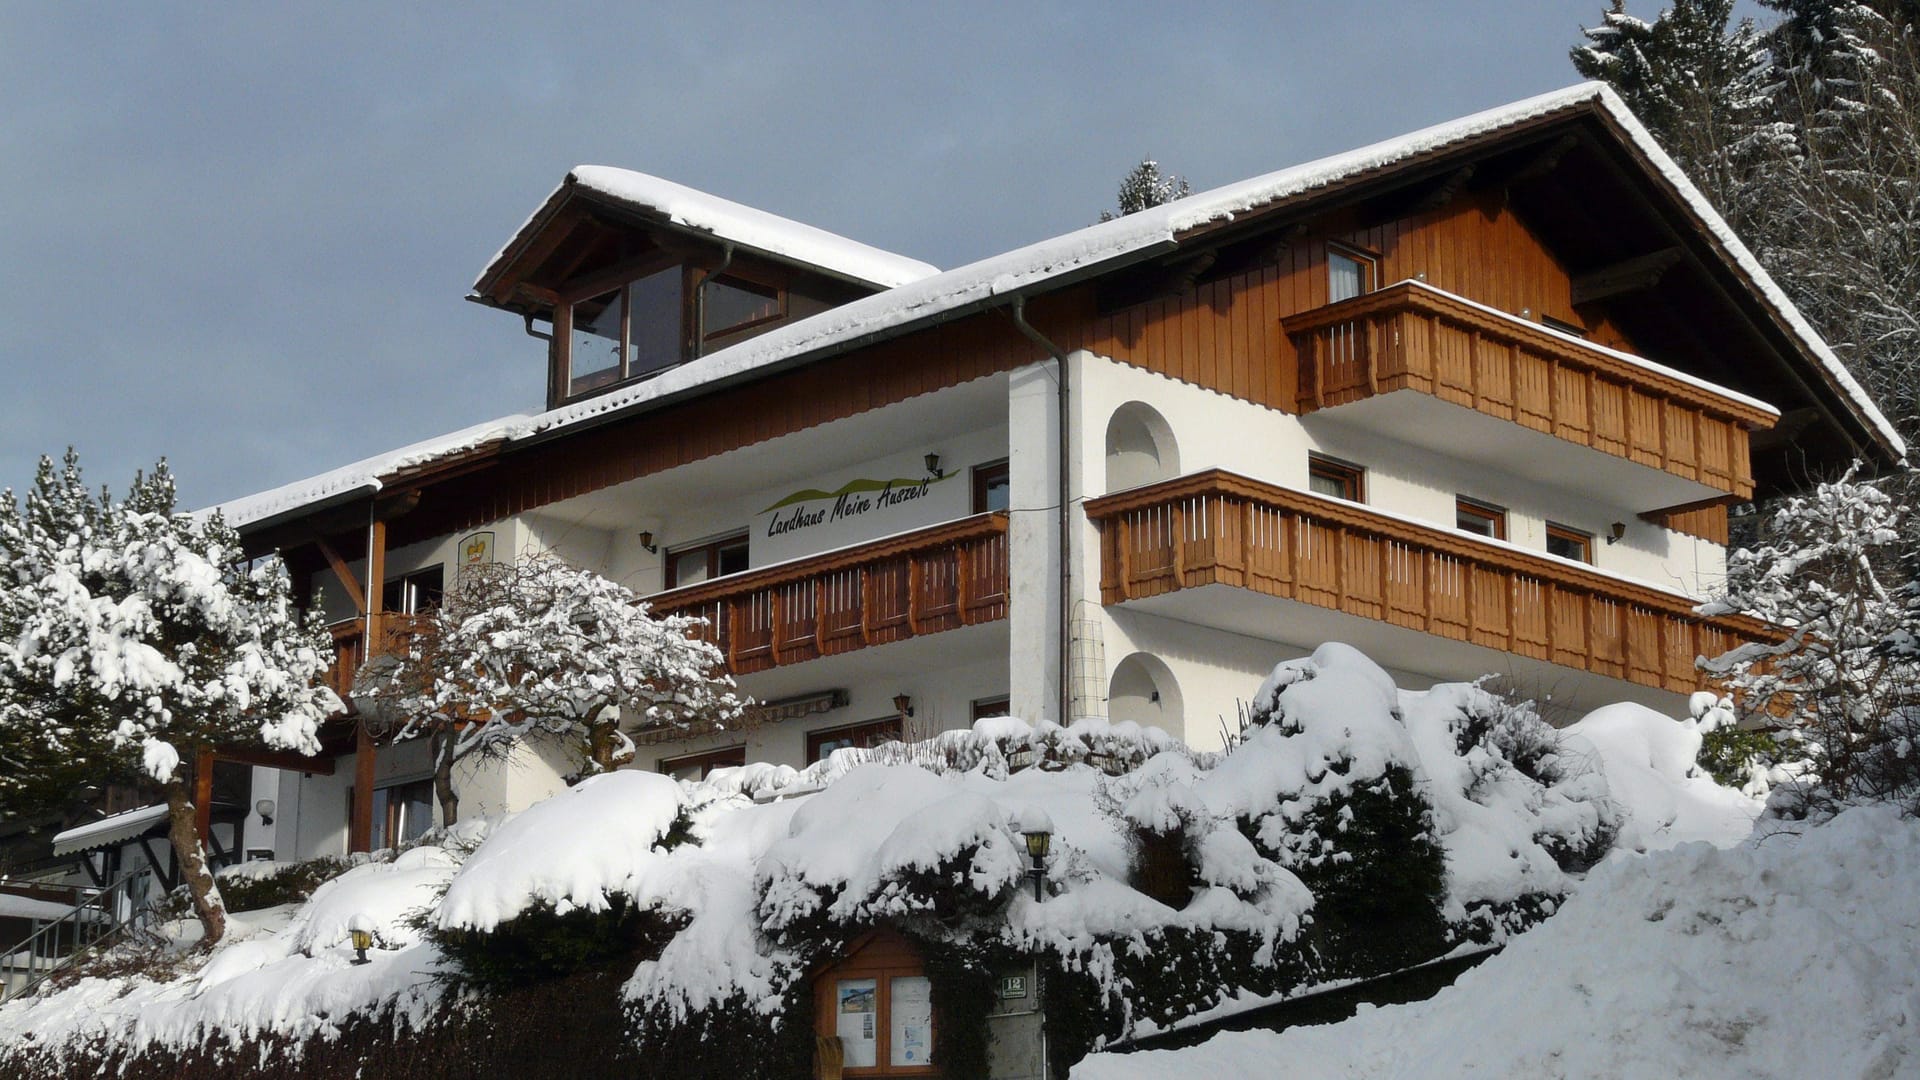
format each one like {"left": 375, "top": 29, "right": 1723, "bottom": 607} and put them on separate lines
{"left": 476, "top": 167, "right": 941, "bottom": 294}
{"left": 51, "top": 804, "right": 170, "bottom": 856}
{"left": 214, "top": 82, "right": 1903, "bottom": 531}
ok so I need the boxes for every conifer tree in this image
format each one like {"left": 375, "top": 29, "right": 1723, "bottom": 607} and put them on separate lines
{"left": 0, "top": 452, "right": 337, "bottom": 946}
{"left": 1100, "top": 158, "right": 1191, "bottom": 222}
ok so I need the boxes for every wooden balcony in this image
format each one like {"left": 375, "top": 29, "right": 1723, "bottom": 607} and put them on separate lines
{"left": 1084, "top": 471, "right": 1777, "bottom": 696}
{"left": 649, "top": 512, "right": 1011, "bottom": 676}
{"left": 323, "top": 612, "right": 429, "bottom": 703}
{"left": 1284, "top": 282, "right": 1775, "bottom": 499}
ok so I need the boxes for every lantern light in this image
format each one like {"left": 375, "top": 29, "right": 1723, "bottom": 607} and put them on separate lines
{"left": 348, "top": 914, "right": 376, "bottom": 966}
{"left": 255, "top": 799, "right": 275, "bottom": 826}
{"left": 1015, "top": 807, "right": 1054, "bottom": 902}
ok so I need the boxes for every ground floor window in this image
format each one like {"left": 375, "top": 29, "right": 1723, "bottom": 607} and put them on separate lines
{"left": 971, "top": 696, "right": 1011, "bottom": 721}
{"left": 658, "top": 744, "right": 747, "bottom": 781}
{"left": 371, "top": 778, "right": 433, "bottom": 851}
{"left": 808, "top": 717, "right": 903, "bottom": 763}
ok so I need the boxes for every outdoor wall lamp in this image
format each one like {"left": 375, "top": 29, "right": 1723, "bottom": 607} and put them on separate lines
{"left": 255, "top": 799, "right": 275, "bottom": 826}
{"left": 1606, "top": 521, "right": 1627, "bottom": 545}
{"left": 638, "top": 531, "right": 659, "bottom": 554}
{"left": 348, "top": 914, "right": 375, "bottom": 966}
{"left": 1017, "top": 807, "right": 1054, "bottom": 902}
{"left": 893, "top": 693, "right": 915, "bottom": 718}
{"left": 924, "top": 453, "right": 944, "bottom": 479}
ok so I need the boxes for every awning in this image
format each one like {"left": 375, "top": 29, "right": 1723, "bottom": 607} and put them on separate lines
{"left": 50, "top": 804, "right": 170, "bottom": 857}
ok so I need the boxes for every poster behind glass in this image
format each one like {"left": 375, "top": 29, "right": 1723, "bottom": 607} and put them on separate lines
{"left": 890, "top": 975, "right": 932, "bottom": 1067}
{"left": 836, "top": 978, "right": 878, "bottom": 1067}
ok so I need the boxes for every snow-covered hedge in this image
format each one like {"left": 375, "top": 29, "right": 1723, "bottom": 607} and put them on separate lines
{"left": 0, "top": 643, "right": 1755, "bottom": 1079}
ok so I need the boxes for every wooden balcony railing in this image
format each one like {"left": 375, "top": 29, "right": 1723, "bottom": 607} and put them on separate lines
{"left": 649, "top": 513, "right": 1011, "bottom": 676}
{"left": 324, "top": 612, "right": 430, "bottom": 702}
{"left": 1284, "top": 281, "right": 1776, "bottom": 499}
{"left": 1084, "top": 471, "right": 1778, "bottom": 695}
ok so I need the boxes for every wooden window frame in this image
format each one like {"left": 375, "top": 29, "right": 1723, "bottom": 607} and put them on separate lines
{"left": 1326, "top": 241, "right": 1378, "bottom": 302}
{"left": 699, "top": 270, "right": 787, "bottom": 345}
{"left": 1545, "top": 522, "right": 1594, "bottom": 564}
{"left": 381, "top": 565, "right": 444, "bottom": 615}
{"left": 972, "top": 459, "right": 1010, "bottom": 514}
{"left": 372, "top": 776, "right": 434, "bottom": 852}
{"left": 1455, "top": 496, "right": 1508, "bottom": 540}
{"left": 1540, "top": 314, "right": 1587, "bottom": 339}
{"left": 807, "top": 716, "right": 904, "bottom": 763}
{"left": 664, "top": 532, "right": 750, "bottom": 589}
{"left": 1307, "top": 453, "right": 1366, "bottom": 502}
{"left": 970, "top": 696, "right": 1011, "bottom": 722}
{"left": 658, "top": 744, "right": 747, "bottom": 780}
{"left": 814, "top": 931, "right": 937, "bottom": 1076}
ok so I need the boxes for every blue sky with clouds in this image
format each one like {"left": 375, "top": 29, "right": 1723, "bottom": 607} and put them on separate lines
{"left": 1, "top": 2, "right": 1693, "bottom": 508}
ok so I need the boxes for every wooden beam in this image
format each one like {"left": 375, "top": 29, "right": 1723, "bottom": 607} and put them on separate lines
{"left": 555, "top": 249, "right": 681, "bottom": 306}
{"left": 1413, "top": 164, "right": 1475, "bottom": 213}
{"left": 193, "top": 748, "right": 214, "bottom": 851}
{"left": 313, "top": 537, "right": 366, "bottom": 615}
{"left": 350, "top": 721, "right": 376, "bottom": 854}
{"left": 1571, "top": 247, "right": 1683, "bottom": 305}
{"left": 1506, "top": 133, "right": 1580, "bottom": 186}
{"left": 1639, "top": 493, "right": 1739, "bottom": 521}
{"left": 210, "top": 745, "right": 336, "bottom": 776}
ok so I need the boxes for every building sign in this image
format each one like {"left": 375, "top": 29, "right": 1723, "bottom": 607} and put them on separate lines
{"left": 458, "top": 531, "right": 495, "bottom": 574}
{"left": 760, "top": 473, "right": 954, "bottom": 539}
{"left": 755, "top": 467, "right": 965, "bottom": 568}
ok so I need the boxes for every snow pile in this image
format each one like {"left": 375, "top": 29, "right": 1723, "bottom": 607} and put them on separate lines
{"left": 437, "top": 770, "right": 688, "bottom": 931}
{"left": 1073, "top": 804, "right": 1920, "bottom": 1080}
{"left": 1562, "top": 702, "right": 1760, "bottom": 851}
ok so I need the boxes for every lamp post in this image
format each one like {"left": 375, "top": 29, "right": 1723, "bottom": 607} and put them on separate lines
{"left": 1016, "top": 807, "right": 1053, "bottom": 902}
{"left": 348, "top": 914, "right": 375, "bottom": 966}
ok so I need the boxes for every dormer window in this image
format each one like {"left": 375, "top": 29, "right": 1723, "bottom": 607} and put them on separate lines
{"left": 566, "top": 267, "right": 684, "bottom": 397}
{"left": 558, "top": 264, "right": 794, "bottom": 401}
{"left": 702, "top": 275, "right": 784, "bottom": 343}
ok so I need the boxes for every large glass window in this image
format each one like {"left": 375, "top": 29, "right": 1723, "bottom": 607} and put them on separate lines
{"left": 370, "top": 778, "right": 433, "bottom": 851}
{"left": 566, "top": 268, "right": 686, "bottom": 396}
{"left": 568, "top": 289, "right": 624, "bottom": 394}
{"left": 627, "top": 267, "right": 684, "bottom": 378}
{"left": 702, "top": 275, "right": 782, "bottom": 341}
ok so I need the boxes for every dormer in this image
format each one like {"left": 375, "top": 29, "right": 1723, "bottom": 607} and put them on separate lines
{"left": 470, "top": 167, "right": 938, "bottom": 409}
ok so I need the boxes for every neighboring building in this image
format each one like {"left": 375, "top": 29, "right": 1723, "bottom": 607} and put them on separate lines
{"left": 213, "top": 84, "right": 1902, "bottom": 860}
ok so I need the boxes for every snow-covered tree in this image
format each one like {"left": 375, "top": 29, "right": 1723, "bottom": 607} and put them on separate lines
{"left": 1099, "top": 158, "right": 1191, "bottom": 222}
{"left": 0, "top": 452, "right": 337, "bottom": 945}
{"left": 1573, "top": 1, "right": 1920, "bottom": 442}
{"left": 356, "top": 552, "right": 746, "bottom": 824}
{"left": 1571, "top": 0, "right": 1768, "bottom": 220}
{"left": 1700, "top": 465, "right": 1920, "bottom": 814}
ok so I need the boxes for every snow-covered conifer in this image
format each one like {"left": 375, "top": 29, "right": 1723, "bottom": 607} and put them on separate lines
{"left": 0, "top": 451, "right": 337, "bottom": 946}
{"left": 1099, "top": 158, "right": 1191, "bottom": 222}
{"left": 1700, "top": 464, "right": 1920, "bottom": 814}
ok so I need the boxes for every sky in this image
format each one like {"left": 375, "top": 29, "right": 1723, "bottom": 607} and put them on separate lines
{"left": 0, "top": 2, "right": 1702, "bottom": 510}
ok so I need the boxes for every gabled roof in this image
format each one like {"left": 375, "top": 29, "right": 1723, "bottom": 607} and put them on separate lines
{"left": 473, "top": 167, "right": 941, "bottom": 298}
{"left": 214, "top": 83, "right": 1904, "bottom": 532}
